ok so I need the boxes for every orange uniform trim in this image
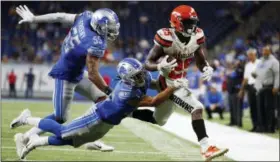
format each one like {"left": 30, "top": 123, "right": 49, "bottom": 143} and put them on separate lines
{"left": 154, "top": 34, "right": 172, "bottom": 47}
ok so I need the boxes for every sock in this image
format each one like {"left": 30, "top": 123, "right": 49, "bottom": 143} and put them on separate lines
{"left": 199, "top": 137, "right": 210, "bottom": 152}
{"left": 23, "top": 114, "right": 57, "bottom": 142}
{"left": 48, "top": 136, "right": 73, "bottom": 146}
{"left": 38, "top": 119, "right": 63, "bottom": 137}
{"left": 34, "top": 136, "right": 49, "bottom": 147}
{"left": 132, "top": 109, "right": 157, "bottom": 124}
{"left": 23, "top": 127, "right": 44, "bottom": 142}
{"left": 192, "top": 119, "right": 208, "bottom": 141}
{"left": 26, "top": 117, "right": 41, "bottom": 127}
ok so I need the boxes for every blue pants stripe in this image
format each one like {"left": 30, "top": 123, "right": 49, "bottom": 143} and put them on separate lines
{"left": 54, "top": 79, "right": 63, "bottom": 120}
{"left": 61, "top": 112, "right": 99, "bottom": 135}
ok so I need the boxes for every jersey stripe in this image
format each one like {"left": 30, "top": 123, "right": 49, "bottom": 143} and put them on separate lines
{"left": 154, "top": 34, "right": 172, "bottom": 47}
{"left": 197, "top": 36, "right": 205, "bottom": 45}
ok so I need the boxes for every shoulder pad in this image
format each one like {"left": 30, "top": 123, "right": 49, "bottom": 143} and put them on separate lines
{"left": 195, "top": 27, "right": 206, "bottom": 45}
{"left": 154, "top": 28, "right": 173, "bottom": 47}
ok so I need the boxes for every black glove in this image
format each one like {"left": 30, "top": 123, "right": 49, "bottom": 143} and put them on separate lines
{"left": 104, "top": 86, "right": 112, "bottom": 95}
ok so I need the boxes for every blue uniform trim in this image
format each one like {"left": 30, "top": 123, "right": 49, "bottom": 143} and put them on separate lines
{"left": 61, "top": 111, "right": 99, "bottom": 135}
{"left": 54, "top": 79, "right": 64, "bottom": 120}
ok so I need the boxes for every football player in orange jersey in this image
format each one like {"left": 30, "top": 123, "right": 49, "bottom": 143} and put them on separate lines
{"left": 132, "top": 5, "right": 229, "bottom": 161}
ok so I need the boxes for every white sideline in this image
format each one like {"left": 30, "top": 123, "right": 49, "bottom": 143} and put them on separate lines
{"left": 159, "top": 111, "right": 279, "bottom": 161}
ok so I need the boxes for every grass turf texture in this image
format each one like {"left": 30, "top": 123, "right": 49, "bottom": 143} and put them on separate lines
{"left": 1, "top": 101, "right": 231, "bottom": 161}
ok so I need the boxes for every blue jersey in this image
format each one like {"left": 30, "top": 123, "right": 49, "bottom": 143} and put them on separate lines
{"left": 49, "top": 11, "right": 106, "bottom": 83}
{"left": 96, "top": 72, "right": 152, "bottom": 125}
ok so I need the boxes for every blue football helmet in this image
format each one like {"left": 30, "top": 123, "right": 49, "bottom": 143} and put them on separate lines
{"left": 117, "top": 58, "right": 146, "bottom": 87}
{"left": 90, "top": 8, "right": 120, "bottom": 41}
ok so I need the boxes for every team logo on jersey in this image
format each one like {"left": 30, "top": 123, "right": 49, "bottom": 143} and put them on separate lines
{"left": 169, "top": 94, "right": 194, "bottom": 113}
{"left": 119, "top": 91, "right": 130, "bottom": 99}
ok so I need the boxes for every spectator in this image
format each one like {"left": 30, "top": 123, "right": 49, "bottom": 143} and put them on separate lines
{"left": 254, "top": 46, "right": 279, "bottom": 133}
{"left": 204, "top": 84, "right": 224, "bottom": 120}
{"left": 227, "top": 55, "right": 246, "bottom": 127}
{"left": 7, "top": 69, "right": 17, "bottom": 98}
{"left": 188, "top": 65, "right": 202, "bottom": 99}
{"left": 238, "top": 48, "right": 260, "bottom": 132}
{"left": 24, "top": 67, "right": 35, "bottom": 98}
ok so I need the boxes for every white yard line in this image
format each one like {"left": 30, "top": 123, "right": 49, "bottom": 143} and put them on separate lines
{"left": 160, "top": 112, "right": 279, "bottom": 161}
{"left": 2, "top": 146, "right": 164, "bottom": 155}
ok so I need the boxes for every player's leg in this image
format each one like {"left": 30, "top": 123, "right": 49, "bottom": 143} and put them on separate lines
{"left": 174, "top": 88, "right": 228, "bottom": 161}
{"left": 11, "top": 79, "right": 76, "bottom": 156}
{"left": 74, "top": 71, "right": 114, "bottom": 151}
{"left": 20, "top": 135, "right": 74, "bottom": 159}
{"left": 75, "top": 71, "right": 107, "bottom": 102}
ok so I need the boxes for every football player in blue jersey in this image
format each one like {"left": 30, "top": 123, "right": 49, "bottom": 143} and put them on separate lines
{"left": 11, "top": 5, "right": 120, "bottom": 154}
{"left": 11, "top": 58, "right": 186, "bottom": 159}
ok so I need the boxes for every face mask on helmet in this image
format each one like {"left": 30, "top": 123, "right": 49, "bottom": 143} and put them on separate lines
{"left": 107, "top": 23, "right": 120, "bottom": 41}
{"left": 180, "top": 18, "right": 198, "bottom": 37}
{"left": 131, "top": 71, "right": 146, "bottom": 87}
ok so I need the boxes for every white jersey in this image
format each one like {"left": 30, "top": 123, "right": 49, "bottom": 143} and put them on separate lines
{"left": 152, "top": 28, "right": 205, "bottom": 125}
{"left": 154, "top": 27, "right": 205, "bottom": 82}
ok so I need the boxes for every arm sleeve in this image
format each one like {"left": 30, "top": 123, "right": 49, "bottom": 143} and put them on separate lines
{"left": 87, "top": 47, "right": 105, "bottom": 58}
{"left": 34, "top": 12, "right": 77, "bottom": 24}
{"left": 272, "top": 60, "right": 279, "bottom": 89}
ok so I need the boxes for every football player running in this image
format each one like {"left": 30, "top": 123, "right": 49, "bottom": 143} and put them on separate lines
{"left": 11, "top": 5, "right": 119, "bottom": 155}
{"left": 131, "top": 5, "right": 228, "bottom": 161}
{"left": 11, "top": 58, "right": 186, "bottom": 160}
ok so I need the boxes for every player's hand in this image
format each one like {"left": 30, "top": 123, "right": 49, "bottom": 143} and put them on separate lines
{"left": 157, "top": 56, "right": 178, "bottom": 76}
{"left": 202, "top": 66, "right": 214, "bottom": 81}
{"left": 16, "top": 5, "right": 35, "bottom": 24}
{"left": 173, "top": 78, "right": 189, "bottom": 89}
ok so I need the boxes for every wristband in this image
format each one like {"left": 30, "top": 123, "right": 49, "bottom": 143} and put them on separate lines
{"left": 104, "top": 86, "right": 112, "bottom": 95}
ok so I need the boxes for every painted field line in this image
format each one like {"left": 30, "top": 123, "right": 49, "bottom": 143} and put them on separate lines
{"left": 2, "top": 146, "right": 165, "bottom": 155}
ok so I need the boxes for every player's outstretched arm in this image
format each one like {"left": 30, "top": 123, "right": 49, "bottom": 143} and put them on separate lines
{"left": 86, "top": 54, "right": 112, "bottom": 95}
{"left": 138, "top": 86, "right": 177, "bottom": 107}
{"left": 16, "top": 5, "right": 77, "bottom": 25}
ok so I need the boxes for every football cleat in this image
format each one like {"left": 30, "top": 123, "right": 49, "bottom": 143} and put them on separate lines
{"left": 20, "top": 134, "right": 39, "bottom": 159}
{"left": 10, "top": 109, "right": 31, "bottom": 129}
{"left": 14, "top": 133, "right": 27, "bottom": 159}
{"left": 201, "top": 145, "right": 229, "bottom": 161}
{"left": 84, "top": 141, "right": 114, "bottom": 152}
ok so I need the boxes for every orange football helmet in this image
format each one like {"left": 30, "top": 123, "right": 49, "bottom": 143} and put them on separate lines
{"left": 170, "top": 5, "right": 199, "bottom": 37}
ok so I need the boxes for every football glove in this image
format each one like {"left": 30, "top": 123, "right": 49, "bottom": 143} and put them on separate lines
{"left": 157, "top": 55, "right": 178, "bottom": 77}
{"left": 202, "top": 66, "right": 214, "bottom": 81}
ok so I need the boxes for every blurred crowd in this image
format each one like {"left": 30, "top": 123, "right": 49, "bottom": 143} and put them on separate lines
{"left": 1, "top": 1, "right": 263, "bottom": 64}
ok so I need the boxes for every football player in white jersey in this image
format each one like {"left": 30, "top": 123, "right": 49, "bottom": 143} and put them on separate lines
{"left": 131, "top": 5, "right": 228, "bottom": 161}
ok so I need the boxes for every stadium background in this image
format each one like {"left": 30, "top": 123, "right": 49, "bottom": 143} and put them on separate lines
{"left": 1, "top": 1, "right": 279, "bottom": 161}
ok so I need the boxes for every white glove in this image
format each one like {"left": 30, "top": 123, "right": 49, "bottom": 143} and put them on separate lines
{"left": 173, "top": 78, "right": 189, "bottom": 89}
{"left": 157, "top": 55, "right": 178, "bottom": 76}
{"left": 16, "top": 5, "right": 35, "bottom": 24}
{"left": 202, "top": 66, "right": 214, "bottom": 81}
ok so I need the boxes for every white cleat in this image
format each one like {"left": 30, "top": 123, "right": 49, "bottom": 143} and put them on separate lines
{"left": 10, "top": 109, "right": 31, "bottom": 129}
{"left": 85, "top": 141, "right": 114, "bottom": 152}
{"left": 20, "top": 134, "right": 39, "bottom": 159}
{"left": 14, "top": 133, "right": 27, "bottom": 160}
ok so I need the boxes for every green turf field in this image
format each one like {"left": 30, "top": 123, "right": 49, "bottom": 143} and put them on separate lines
{"left": 1, "top": 101, "right": 231, "bottom": 161}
